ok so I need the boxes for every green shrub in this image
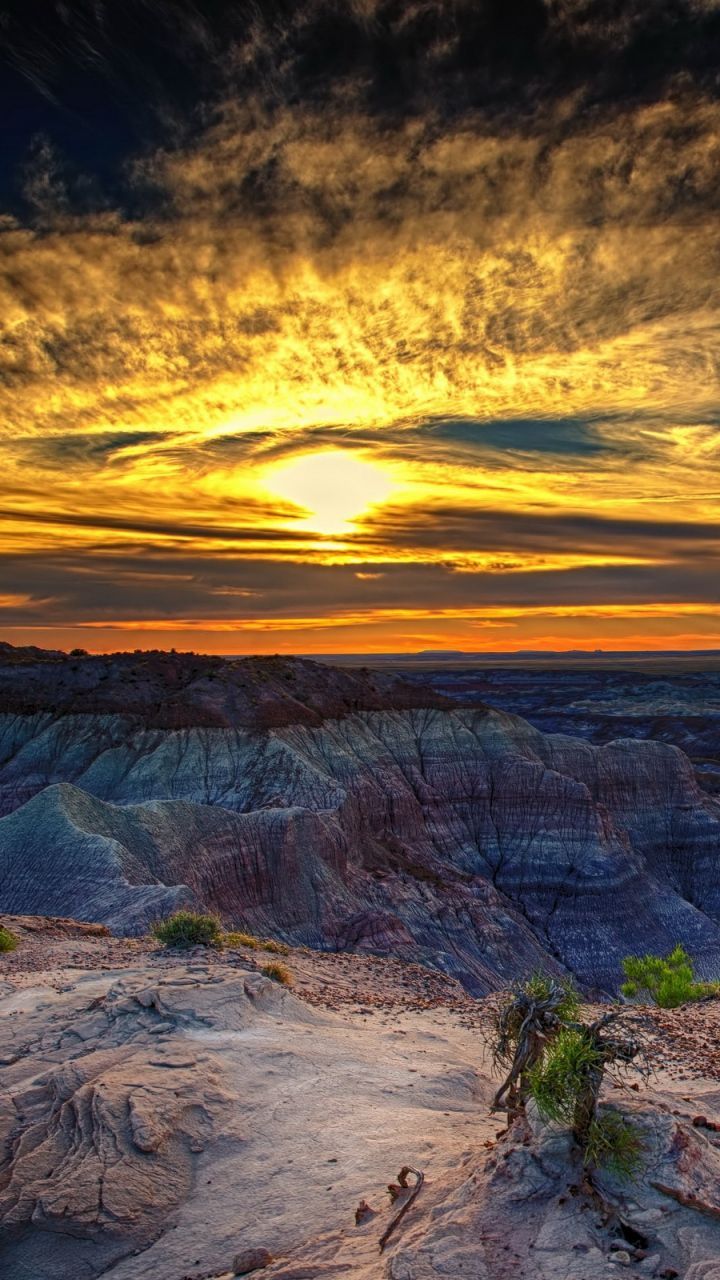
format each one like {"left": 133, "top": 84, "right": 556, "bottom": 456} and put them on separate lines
{"left": 522, "top": 973, "right": 580, "bottom": 1023}
{"left": 528, "top": 1028, "right": 603, "bottom": 1125}
{"left": 584, "top": 1109, "right": 644, "bottom": 1179}
{"left": 152, "top": 911, "right": 222, "bottom": 949}
{"left": 0, "top": 926, "right": 18, "bottom": 953}
{"left": 261, "top": 961, "right": 293, "bottom": 986}
{"left": 621, "top": 945, "right": 716, "bottom": 1007}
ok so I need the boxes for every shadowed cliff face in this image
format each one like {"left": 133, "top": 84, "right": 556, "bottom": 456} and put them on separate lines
{"left": 2, "top": 645, "right": 720, "bottom": 993}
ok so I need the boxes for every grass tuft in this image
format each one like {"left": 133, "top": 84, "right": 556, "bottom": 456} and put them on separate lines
{"left": 260, "top": 938, "right": 290, "bottom": 955}
{"left": 261, "top": 961, "right": 293, "bottom": 986}
{"left": 584, "top": 1109, "right": 644, "bottom": 1179}
{"left": 223, "top": 932, "right": 290, "bottom": 955}
{"left": 224, "top": 931, "right": 259, "bottom": 949}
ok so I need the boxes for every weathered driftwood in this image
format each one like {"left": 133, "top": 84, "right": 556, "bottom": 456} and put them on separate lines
{"left": 490, "top": 981, "right": 568, "bottom": 1116}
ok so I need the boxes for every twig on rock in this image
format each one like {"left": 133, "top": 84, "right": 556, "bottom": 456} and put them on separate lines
{"left": 378, "top": 1165, "right": 424, "bottom": 1252}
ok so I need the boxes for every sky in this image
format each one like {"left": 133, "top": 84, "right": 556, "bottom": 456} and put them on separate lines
{"left": 3, "top": 0, "right": 720, "bottom": 655}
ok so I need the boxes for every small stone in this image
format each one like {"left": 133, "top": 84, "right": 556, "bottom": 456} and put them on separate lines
{"left": 692, "top": 1115, "right": 708, "bottom": 1127}
{"left": 354, "top": 1198, "right": 377, "bottom": 1224}
{"left": 609, "top": 1250, "right": 632, "bottom": 1266}
{"left": 233, "top": 1247, "right": 274, "bottom": 1275}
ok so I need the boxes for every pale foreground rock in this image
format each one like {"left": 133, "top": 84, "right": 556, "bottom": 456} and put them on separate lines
{"left": 3, "top": 945, "right": 720, "bottom": 1279}
{"left": 0, "top": 950, "right": 494, "bottom": 1279}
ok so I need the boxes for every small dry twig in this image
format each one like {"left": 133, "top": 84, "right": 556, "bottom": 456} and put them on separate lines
{"left": 378, "top": 1165, "right": 424, "bottom": 1252}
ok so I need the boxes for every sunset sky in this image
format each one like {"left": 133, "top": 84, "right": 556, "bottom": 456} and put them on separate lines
{"left": 3, "top": 1, "right": 720, "bottom": 654}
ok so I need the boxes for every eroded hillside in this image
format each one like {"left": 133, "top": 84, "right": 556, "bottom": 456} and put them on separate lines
{"left": 3, "top": 645, "right": 720, "bottom": 993}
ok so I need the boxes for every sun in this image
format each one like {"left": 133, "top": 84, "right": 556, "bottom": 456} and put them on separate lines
{"left": 264, "top": 450, "right": 396, "bottom": 534}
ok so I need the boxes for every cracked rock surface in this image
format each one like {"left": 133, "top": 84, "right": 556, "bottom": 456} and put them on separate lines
{"left": 4, "top": 933, "right": 720, "bottom": 1280}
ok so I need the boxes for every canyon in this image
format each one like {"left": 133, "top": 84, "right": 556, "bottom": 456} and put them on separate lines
{"left": 395, "top": 658, "right": 720, "bottom": 795}
{"left": 2, "top": 644, "right": 720, "bottom": 994}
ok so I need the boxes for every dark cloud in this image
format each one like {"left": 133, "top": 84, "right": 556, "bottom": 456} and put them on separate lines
{"left": 2, "top": 2, "right": 720, "bottom": 647}
{"left": 2, "top": 549, "right": 720, "bottom": 628}
{"left": 5, "top": 1, "right": 720, "bottom": 210}
{"left": 8, "top": 430, "right": 171, "bottom": 469}
{"left": 356, "top": 504, "right": 720, "bottom": 556}
{"left": 0, "top": 506, "right": 308, "bottom": 544}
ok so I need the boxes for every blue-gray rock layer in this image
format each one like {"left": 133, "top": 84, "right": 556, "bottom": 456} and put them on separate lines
{"left": 2, "top": 697, "right": 720, "bottom": 993}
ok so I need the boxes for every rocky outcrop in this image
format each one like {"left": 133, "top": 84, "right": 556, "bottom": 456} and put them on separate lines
{"left": 2, "top": 645, "right": 720, "bottom": 992}
{"left": 0, "top": 958, "right": 314, "bottom": 1278}
{"left": 5, "top": 938, "right": 720, "bottom": 1280}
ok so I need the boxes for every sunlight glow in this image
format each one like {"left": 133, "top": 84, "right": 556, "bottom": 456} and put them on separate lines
{"left": 263, "top": 451, "right": 397, "bottom": 534}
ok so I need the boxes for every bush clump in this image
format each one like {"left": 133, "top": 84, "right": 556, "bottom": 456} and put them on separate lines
{"left": 492, "top": 973, "right": 580, "bottom": 1076}
{"left": 0, "top": 926, "right": 18, "bottom": 953}
{"left": 490, "top": 970, "right": 647, "bottom": 1181}
{"left": 152, "top": 911, "right": 222, "bottom": 949}
{"left": 261, "top": 961, "right": 293, "bottom": 986}
{"left": 522, "top": 973, "right": 580, "bottom": 1022}
{"left": 621, "top": 945, "right": 718, "bottom": 1008}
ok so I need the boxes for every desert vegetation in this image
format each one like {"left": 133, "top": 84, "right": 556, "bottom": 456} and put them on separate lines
{"left": 490, "top": 974, "right": 646, "bottom": 1178}
{"left": 0, "top": 926, "right": 17, "bottom": 953}
{"left": 621, "top": 944, "right": 719, "bottom": 1007}
{"left": 223, "top": 931, "right": 290, "bottom": 955}
{"left": 150, "top": 914, "right": 294, "bottom": 956}
{"left": 151, "top": 911, "right": 223, "bottom": 949}
{"left": 261, "top": 961, "right": 293, "bottom": 985}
